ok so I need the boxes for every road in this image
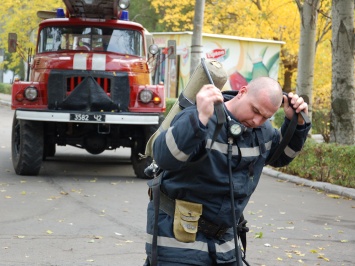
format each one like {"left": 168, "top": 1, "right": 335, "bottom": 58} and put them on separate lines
{"left": 0, "top": 104, "right": 354, "bottom": 266}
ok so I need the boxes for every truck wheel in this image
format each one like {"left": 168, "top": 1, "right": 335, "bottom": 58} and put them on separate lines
{"left": 132, "top": 116, "right": 164, "bottom": 179}
{"left": 131, "top": 139, "right": 152, "bottom": 179}
{"left": 12, "top": 115, "right": 44, "bottom": 175}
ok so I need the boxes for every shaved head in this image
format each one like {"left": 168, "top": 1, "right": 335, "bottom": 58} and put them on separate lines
{"left": 225, "top": 76, "right": 283, "bottom": 128}
{"left": 247, "top": 77, "right": 283, "bottom": 107}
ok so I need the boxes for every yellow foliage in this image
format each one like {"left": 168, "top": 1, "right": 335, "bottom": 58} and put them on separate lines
{"left": 149, "top": 0, "right": 332, "bottom": 109}
{"left": 0, "top": 0, "right": 62, "bottom": 70}
{"left": 0, "top": 0, "right": 333, "bottom": 110}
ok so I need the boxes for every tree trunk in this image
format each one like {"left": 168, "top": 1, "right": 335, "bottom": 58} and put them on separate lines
{"left": 283, "top": 68, "right": 293, "bottom": 93}
{"left": 296, "top": 0, "right": 320, "bottom": 121}
{"left": 330, "top": 0, "right": 355, "bottom": 144}
{"left": 190, "top": 0, "right": 205, "bottom": 78}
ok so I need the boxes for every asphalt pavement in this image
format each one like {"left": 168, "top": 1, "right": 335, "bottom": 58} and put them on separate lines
{"left": 1, "top": 92, "right": 354, "bottom": 200}
{"left": 1, "top": 93, "right": 355, "bottom": 265}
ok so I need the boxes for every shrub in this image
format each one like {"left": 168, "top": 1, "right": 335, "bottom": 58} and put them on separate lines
{"left": 312, "top": 108, "right": 330, "bottom": 142}
{"left": 164, "top": 98, "right": 177, "bottom": 116}
{"left": 272, "top": 108, "right": 284, "bottom": 128}
{"left": 278, "top": 139, "right": 355, "bottom": 188}
{"left": 0, "top": 83, "right": 11, "bottom": 94}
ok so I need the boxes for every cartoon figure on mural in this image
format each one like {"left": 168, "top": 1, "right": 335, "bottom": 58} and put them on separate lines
{"left": 229, "top": 46, "right": 280, "bottom": 91}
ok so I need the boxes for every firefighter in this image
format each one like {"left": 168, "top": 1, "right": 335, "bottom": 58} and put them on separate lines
{"left": 144, "top": 76, "right": 311, "bottom": 265}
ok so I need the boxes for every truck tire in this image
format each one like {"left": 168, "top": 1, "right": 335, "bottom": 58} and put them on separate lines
{"left": 131, "top": 115, "right": 165, "bottom": 179}
{"left": 12, "top": 115, "right": 44, "bottom": 176}
{"left": 131, "top": 139, "right": 152, "bottom": 179}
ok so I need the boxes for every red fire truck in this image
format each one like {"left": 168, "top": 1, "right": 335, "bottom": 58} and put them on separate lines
{"left": 8, "top": 0, "right": 165, "bottom": 178}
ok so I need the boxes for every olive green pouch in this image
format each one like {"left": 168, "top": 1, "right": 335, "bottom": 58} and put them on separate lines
{"left": 173, "top": 199, "right": 202, "bottom": 243}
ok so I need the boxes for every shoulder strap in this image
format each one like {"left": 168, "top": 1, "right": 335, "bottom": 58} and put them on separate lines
{"left": 266, "top": 92, "right": 310, "bottom": 166}
{"left": 266, "top": 111, "right": 298, "bottom": 165}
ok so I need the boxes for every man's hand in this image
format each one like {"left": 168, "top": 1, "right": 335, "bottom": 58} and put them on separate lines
{"left": 196, "top": 84, "right": 224, "bottom": 126}
{"left": 283, "top": 92, "right": 309, "bottom": 125}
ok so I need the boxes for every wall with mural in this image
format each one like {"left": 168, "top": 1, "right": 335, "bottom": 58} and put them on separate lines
{"left": 152, "top": 32, "right": 284, "bottom": 96}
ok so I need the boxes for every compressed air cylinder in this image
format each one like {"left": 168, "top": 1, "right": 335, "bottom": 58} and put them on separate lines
{"left": 144, "top": 59, "right": 228, "bottom": 158}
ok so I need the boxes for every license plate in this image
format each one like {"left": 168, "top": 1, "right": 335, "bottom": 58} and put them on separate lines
{"left": 70, "top": 113, "right": 106, "bottom": 122}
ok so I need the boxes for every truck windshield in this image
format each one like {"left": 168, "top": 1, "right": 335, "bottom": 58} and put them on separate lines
{"left": 38, "top": 26, "right": 144, "bottom": 56}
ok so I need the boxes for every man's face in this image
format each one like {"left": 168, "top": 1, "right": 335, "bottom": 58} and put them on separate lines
{"left": 235, "top": 87, "right": 279, "bottom": 128}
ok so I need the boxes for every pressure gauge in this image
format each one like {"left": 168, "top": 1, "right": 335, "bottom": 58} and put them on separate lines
{"left": 229, "top": 120, "right": 244, "bottom": 138}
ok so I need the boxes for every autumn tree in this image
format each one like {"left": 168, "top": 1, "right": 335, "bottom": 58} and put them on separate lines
{"left": 129, "top": 0, "right": 162, "bottom": 31}
{"left": 330, "top": 0, "right": 355, "bottom": 144}
{"left": 149, "top": 0, "right": 332, "bottom": 104}
{"left": 0, "top": 0, "right": 62, "bottom": 77}
{"left": 295, "top": 0, "right": 320, "bottom": 120}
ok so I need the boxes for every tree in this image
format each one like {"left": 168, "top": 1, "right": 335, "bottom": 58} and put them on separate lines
{"left": 295, "top": 0, "right": 321, "bottom": 120}
{"left": 149, "top": 0, "right": 332, "bottom": 100}
{"left": 0, "top": 0, "right": 62, "bottom": 74}
{"left": 330, "top": 0, "right": 355, "bottom": 144}
{"left": 129, "top": 0, "right": 161, "bottom": 31}
{"left": 190, "top": 0, "right": 205, "bottom": 77}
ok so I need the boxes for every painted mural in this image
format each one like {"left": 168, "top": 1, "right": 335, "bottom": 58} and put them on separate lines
{"left": 152, "top": 32, "right": 283, "bottom": 96}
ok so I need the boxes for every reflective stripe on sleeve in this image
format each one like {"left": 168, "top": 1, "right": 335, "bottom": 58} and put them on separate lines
{"left": 284, "top": 145, "right": 300, "bottom": 158}
{"left": 165, "top": 127, "right": 190, "bottom": 162}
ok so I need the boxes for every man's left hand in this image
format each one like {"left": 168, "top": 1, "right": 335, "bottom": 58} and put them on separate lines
{"left": 283, "top": 92, "right": 309, "bottom": 125}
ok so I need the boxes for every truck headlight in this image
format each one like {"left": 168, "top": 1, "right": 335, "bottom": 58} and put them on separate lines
{"left": 118, "top": 0, "right": 130, "bottom": 9}
{"left": 24, "top": 86, "right": 38, "bottom": 101}
{"left": 139, "top": 90, "right": 153, "bottom": 103}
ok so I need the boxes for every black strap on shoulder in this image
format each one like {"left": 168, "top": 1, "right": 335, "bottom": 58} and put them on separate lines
{"left": 266, "top": 112, "right": 298, "bottom": 165}
{"left": 266, "top": 93, "right": 310, "bottom": 166}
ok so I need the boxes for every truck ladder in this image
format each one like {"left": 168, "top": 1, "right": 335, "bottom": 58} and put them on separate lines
{"left": 62, "top": 0, "right": 119, "bottom": 19}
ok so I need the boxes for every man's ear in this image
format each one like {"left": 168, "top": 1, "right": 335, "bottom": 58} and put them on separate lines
{"left": 238, "top": 86, "right": 247, "bottom": 98}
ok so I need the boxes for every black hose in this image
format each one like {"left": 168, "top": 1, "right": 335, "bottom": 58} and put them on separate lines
{"left": 227, "top": 137, "right": 242, "bottom": 266}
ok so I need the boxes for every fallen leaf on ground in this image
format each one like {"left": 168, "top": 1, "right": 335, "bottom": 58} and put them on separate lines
{"left": 318, "top": 254, "right": 330, "bottom": 261}
{"left": 254, "top": 232, "right": 263, "bottom": 239}
{"left": 326, "top": 194, "right": 340, "bottom": 199}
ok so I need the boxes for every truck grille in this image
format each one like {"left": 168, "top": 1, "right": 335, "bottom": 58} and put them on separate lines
{"left": 66, "top": 76, "right": 111, "bottom": 93}
{"left": 48, "top": 70, "right": 130, "bottom": 111}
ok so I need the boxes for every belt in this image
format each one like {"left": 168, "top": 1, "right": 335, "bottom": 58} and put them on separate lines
{"left": 159, "top": 190, "right": 230, "bottom": 239}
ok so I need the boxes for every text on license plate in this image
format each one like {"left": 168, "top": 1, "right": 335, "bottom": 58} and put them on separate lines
{"left": 70, "top": 113, "right": 106, "bottom": 122}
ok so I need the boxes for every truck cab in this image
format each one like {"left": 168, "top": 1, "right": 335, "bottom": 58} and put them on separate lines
{"left": 10, "top": 0, "right": 165, "bottom": 178}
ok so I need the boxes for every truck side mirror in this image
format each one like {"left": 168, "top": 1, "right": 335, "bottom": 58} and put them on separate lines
{"left": 148, "top": 44, "right": 159, "bottom": 56}
{"left": 8, "top": 33, "right": 17, "bottom": 53}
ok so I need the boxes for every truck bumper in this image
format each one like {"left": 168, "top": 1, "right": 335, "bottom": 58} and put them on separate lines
{"left": 15, "top": 110, "right": 161, "bottom": 125}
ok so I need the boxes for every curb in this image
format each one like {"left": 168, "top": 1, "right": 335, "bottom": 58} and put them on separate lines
{"left": 263, "top": 167, "right": 355, "bottom": 200}
{"left": 0, "top": 99, "right": 10, "bottom": 106}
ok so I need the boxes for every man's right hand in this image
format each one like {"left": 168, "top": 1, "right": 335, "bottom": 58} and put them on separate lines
{"left": 196, "top": 84, "right": 223, "bottom": 126}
